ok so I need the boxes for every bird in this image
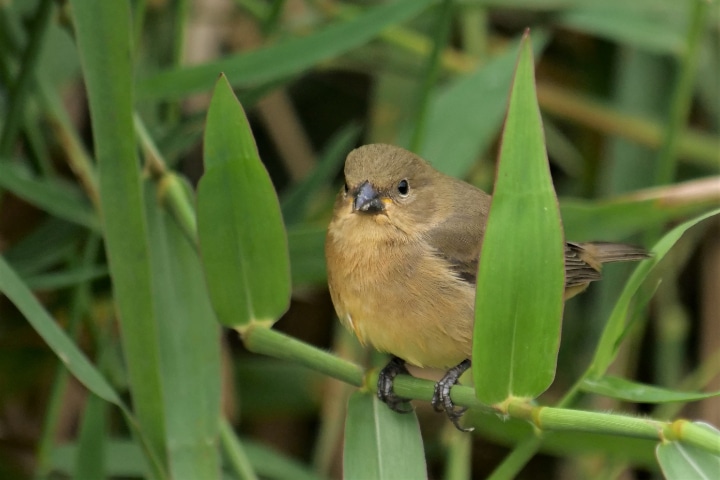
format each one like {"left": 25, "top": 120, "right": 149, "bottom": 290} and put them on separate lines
{"left": 324, "top": 143, "right": 649, "bottom": 431}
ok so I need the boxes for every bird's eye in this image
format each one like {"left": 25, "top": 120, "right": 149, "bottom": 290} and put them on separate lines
{"left": 343, "top": 182, "right": 349, "bottom": 194}
{"left": 397, "top": 179, "right": 410, "bottom": 197}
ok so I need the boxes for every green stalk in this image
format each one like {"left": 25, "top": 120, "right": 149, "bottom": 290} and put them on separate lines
{"left": 220, "top": 418, "right": 259, "bottom": 480}
{"left": 409, "top": 0, "right": 454, "bottom": 152}
{"left": 486, "top": 436, "right": 543, "bottom": 480}
{"left": 0, "top": 0, "right": 53, "bottom": 156}
{"left": 241, "top": 327, "right": 720, "bottom": 456}
{"left": 654, "top": 0, "right": 710, "bottom": 185}
{"left": 443, "top": 427, "right": 473, "bottom": 480}
{"left": 241, "top": 326, "right": 364, "bottom": 387}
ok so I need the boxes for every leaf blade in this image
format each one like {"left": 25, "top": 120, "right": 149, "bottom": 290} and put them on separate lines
{"left": 473, "top": 32, "right": 565, "bottom": 405}
{"left": 197, "top": 75, "right": 291, "bottom": 328}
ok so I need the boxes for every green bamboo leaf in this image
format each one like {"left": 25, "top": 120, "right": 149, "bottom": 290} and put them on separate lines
{"left": 344, "top": 392, "right": 426, "bottom": 480}
{"left": 144, "top": 182, "right": 222, "bottom": 479}
{"left": 472, "top": 32, "right": 565, "bottom": 405}
{"left": 581, "top": 376, "right": 720, "bottom": 403}
{"left": 415, "top": 32, "right": 548, "bottom": 179}
{"left": 137, "top": 0, "right": 434, "bottom": 100}
{"left": 197, "top": 75, "right": 290, "bottom": 328}
{"left": 657, "top": 424, "right": 720, "bottom": 480}
{"left": 70, "top": 0, "right": 168, "bottom": 472}
{"left": 587, "top": 208, "right": 720, "bottom": 378}
{"left": 0, "top": 161, "right": 100, "bottom": 231}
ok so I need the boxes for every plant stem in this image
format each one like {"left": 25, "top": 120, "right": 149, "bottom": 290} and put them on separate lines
{"left": 654, "top": 0, "right": 710, "bottom": 185}
{"left": 409, "top": 0, "right": 454, "bottom": 152}
{"left": 220, "top": 418, "right": 259, "bottom": 480}
{"left": 240, "top": 327, "right": 720, "bottom": 456}
{"left": 241, "top": 326, "right": 364, "bottom": 387}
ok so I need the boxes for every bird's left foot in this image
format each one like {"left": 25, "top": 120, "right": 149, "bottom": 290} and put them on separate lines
{"left": 431, "top": 359, "right": 473, "bottom": 432}
{"left": 377, "top": 356, "right": 414, "bottom": 414}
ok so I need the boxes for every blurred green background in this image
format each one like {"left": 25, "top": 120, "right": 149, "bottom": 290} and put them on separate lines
{"left": 0, "top": 0, "right": 718, "bottom": 478}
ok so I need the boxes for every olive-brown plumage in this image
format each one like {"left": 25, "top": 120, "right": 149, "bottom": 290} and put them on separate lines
{"left": 325, "top": 144, "right": 648, "bottom": 429}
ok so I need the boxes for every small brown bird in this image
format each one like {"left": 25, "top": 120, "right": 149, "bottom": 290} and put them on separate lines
{"left": 325, "top": 144, "right": 648, "bottom": 431}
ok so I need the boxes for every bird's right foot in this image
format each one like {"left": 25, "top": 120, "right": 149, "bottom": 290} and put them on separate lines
{"left": 377, "top": 356, "right": 414, "bottom": 413}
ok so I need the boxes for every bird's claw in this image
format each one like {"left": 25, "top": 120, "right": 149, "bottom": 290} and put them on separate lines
{"left": 377, "top": 356, "right": 414, "bottom": 414}
{"left": 431, "top": 359, "right": 473, "bottom": 432}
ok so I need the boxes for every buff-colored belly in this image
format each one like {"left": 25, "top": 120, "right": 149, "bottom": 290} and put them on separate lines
{"left": 326, "top": 229, "right": 474, "bottom": 369}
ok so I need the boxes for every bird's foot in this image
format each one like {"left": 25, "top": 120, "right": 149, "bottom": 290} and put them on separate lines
{"left": 431, "top": 359, "right": 473, "bottom": 432}
{"left": 377, "top": 356, "right": 414, "bottom": 414}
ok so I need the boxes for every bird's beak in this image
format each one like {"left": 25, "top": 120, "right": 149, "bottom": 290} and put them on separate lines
{"left": 352, "top": 181, "right": 385, "bottom": 214}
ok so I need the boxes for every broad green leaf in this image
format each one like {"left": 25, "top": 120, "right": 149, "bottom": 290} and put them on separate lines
{"left": 70, "top": 0, "right": 168, "bottom": 473}
{"left": 344, "top": 392, "right": 426, "bottom": 480}
{"left": 473, "top": 32, "right": 565, "bottom": 405}
{"left": 197, "top": 75, "right": 290, "bottom": 328}
{"left": 145, "top": 182, "right": 222, "bottom": 479}
{"left": 657, "top": 423, "right": 720, "bottom": 480}
{"left": 416, "top": 32, "right": 548, "bottom": 179}
{"left": 0, "top": 161, "right": 99, "bottom": 231}
{"left": 137, "top": 0, "right": 435, "bottom": 100}
{"left": 582, "top": 376, "right": 720, "bottom": 403}
{"left": 587, "top": 208, "right": 720, "bottom": 378}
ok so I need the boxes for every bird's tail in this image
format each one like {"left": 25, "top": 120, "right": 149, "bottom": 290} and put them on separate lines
{"left": 577, "top": 242, "right": 651, "bottom": 264}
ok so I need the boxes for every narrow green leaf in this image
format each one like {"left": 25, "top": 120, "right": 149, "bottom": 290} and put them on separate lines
{"left": 561, "top": 197, "right": 712, "bottom": 242}
{"left": 582, "top": 376, "right": 720, "bottom": 403}
{"left": 0, "top": 161, "right": 100, "bottom": 231}
{"left": 70, "top": 0, "right": 168, "bottom": 471}
{"left": 4, "top": 218, "right": 83, "bottom": 276}
{"left": 558, "top": 3, "right": 687, "bottom": 55}
{"left": 0, "top": 256, "right": 120, "bottom": 404}
{"left": 22, "top": 265, "right": 109, "bottom": 290}
{"left": 344, "top": 392, "right": 426, "bottom": 480}
{"left": 587, "top": 208, "right": 720, "bottom": 378}
{"left": 198, "top": 75, "right": 290, "bottom": 328}
{"left": 416, "top": 32, "right": 548, "bottom": 179}
{"left": 145, "top": 182, "right": 222, "bottom": 479}
{"left": 473, "top": 32, "right": 565, "bottom": 405}
{"left": 137, "top": 0, "right": 435, "bottom": 100}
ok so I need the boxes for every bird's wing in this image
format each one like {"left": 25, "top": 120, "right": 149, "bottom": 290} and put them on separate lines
{"left": 423, "top": 181, "right": 489, "bottom": 286}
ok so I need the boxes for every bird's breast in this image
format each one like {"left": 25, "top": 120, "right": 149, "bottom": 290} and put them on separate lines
{"left": 325, "top": 215, "right": 474, "bottom": 368}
